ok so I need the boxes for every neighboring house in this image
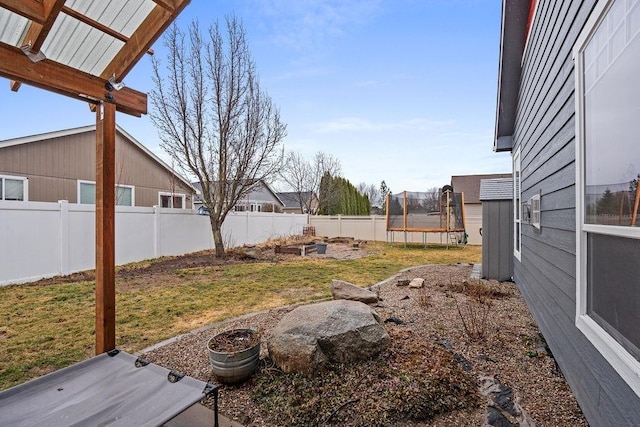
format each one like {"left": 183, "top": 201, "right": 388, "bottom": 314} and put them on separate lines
{"left": 277, "top": 191, "right": 319, "bottom": 214}
{"left": 495, "top": 0, "right": 640, "bottom": 424}
{"left": 451, "top": 174, "right": 511, "bottom": 245}
{"left": 192, "top": 179, "right": 285, "bottom": 213}
{"left": 0, "top": 125, "right": 195, "bottom": 208}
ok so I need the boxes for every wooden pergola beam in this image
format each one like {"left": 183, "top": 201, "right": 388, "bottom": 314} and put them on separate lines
{"left": 151, "top": 0, "right": 178, "bottom": 11}
{"left": 102, "top": 0, "right": 190, "bottom": 80}
{"left": 0, "top": 43, "right": 147, "bottom": 116}
{"left": 0, "top": 0, "right": 45, "bottom": 24}
{"left": 11, "top": 0, "right": 66, "bottom": 92}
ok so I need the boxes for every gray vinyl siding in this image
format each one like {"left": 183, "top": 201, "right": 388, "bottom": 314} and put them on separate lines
{"left": 512, "top": 0, "right": 640, "bottom": 425}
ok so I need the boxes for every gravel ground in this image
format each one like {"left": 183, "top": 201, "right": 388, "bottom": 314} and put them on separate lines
{"left": 141, "top": 261, "right": 587, "bottom": 426}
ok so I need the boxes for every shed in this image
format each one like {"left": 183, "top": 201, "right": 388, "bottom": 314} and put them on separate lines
{"left": 479, "top": 178, "right": 513, "bottom": 281}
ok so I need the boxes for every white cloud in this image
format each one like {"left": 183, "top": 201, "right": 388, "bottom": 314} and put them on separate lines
{"left": 253, "top": 0, "right": 384, "bottom": 52}
{"left": 354, "top": 80, "right": 379, "bottom": 88}
{"left": 312, "top": 117, "right": 455, "bottom": 132}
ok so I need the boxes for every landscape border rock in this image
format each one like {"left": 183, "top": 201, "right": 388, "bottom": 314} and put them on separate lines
{"left": 331, "top": 279, "right": 379, "bottom": 303}
{"left": 267, "top": 300, "right": 390, "bottom": 374}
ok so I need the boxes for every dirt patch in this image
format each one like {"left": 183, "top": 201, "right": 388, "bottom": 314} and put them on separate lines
{"left": 30, "top": 241, "right": 371, "bottom": 289}
{"left": 141, "top": 264, "right": 587, "bottom": 426}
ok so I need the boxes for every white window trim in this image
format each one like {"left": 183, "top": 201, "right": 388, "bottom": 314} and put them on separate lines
{"left": 158, "top": 192, "right": 186, "bottom": 209}
{"left": 77, "top": 180, "right": 136, "bottom": 206}
{"left": 513, "top": 148, "right": 522, "bottom": 261}
{"left": 574, "top": 0, "right": 640, "bottom": 397}
{"left": 77, "top": 180, "right": 94, "bottom": 204}
{"left": 116, "top": 184, "right": 135, "bottom": 207}
{"left": 0, "top": 174, "right": 28, "bottom": 201}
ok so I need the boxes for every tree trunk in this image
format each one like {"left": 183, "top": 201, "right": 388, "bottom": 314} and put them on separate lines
{"left": 210, "top": 216, "right": 225, "bottom": 258}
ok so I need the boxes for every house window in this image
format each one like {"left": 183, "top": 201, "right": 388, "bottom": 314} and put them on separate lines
{"left": 159, "top": 192, "right": 185, "bottom": 209}
{"left": 0, "top": 175, "right": 28, "bottom": 201}
{"left": 513, "top": 148, "right": 521, "bottom": 260}
{"left": 78, "top": 181, "right": 135, "bottom": 206}
{"left": 575, "top": 0, "right": 640, "bottom": 396}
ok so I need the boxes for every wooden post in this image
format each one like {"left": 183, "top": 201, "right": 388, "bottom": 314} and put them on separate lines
{"left": 632, "top": 187, "right": 640, "bottom": 226}
{"left": 95, "top": 102, "right": 116, "bottom": 354}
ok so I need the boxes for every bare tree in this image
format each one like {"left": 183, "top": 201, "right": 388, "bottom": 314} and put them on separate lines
{"left": 424, "top": 186, "right": 441, "bottom": 212}
{"left": 358, "top": 182, "right": 381, "bottom": 209}
{"left": 380, "top": 180, "right": 392, "bottom": 214}
{"left": 150, "top": 16, "right": 286, "bottom": 257}
{"left": 279, "top": 151, "right": 341, "bottom": 215}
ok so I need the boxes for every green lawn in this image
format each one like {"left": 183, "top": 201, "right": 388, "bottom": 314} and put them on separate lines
{"left": 0, "top": 242, "right": 481, "bottom": 391}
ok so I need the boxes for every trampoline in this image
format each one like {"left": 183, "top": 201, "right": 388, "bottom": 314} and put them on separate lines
{"left": 385, "top": 186, "right": 467, "bottom": 247}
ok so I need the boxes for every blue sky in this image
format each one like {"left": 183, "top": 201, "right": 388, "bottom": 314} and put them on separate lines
{"left": 0, "top": 0, "right": 511, "bottom": 193}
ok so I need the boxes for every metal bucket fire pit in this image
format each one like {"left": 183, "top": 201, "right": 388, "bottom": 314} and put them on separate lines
{"left": 207, "top": 328, "right": 260, "bottom": 384}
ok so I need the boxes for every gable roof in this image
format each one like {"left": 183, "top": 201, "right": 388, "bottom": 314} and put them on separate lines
{"left": 277, "top": 191, "right": 315, "bottom": 209}
{"left": 451, "top": 173, "right": 512, "bottom": 204}
{"left": 0, "top": 124, "right": 195, "bottom": 191}
{"left": 479, "top": 178, "right": 513, "bottom": 201}
{"left": 192, "top": 179, "right": 285, "bottom": 207}
{"left": 494, "top": 0, "right": 531, "bottom": 152}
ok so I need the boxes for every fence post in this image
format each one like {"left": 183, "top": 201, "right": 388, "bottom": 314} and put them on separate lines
{"left": 154, "top": 206, "right": 160, "bottom": 258}
{"left": 59, "top": 200, "right": 69, "bottom": 276}
{"left": 372, "top": 215, "right": 376, "bottom": 241}
{"left": 338, "top": 215, "right": 342, "bottom": 237}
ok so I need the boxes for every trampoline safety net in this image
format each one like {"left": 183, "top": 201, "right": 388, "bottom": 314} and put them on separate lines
{"left": 386, "top": 190, "right": 465, "bottom": 232}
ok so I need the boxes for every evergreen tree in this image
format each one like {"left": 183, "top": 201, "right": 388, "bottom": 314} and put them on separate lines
{"left": 318, "top": 174, "right": 372, "bottom": 215}
{"left": 596, "top": 189, "right": 617, "bottom": 215}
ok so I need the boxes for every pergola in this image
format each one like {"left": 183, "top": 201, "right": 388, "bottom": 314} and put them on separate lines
{"left": 0, "top": 0, "right": 190, "bottom": 354}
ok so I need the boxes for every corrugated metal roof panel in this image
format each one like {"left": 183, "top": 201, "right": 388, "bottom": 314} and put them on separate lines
{"left": 0, "top": 0, "right": 155, "bottom": 78}
{"left": 43, "top": 14, "right": 122, "bottom": 76}
{"left": 0, "top": 10, "right": 29, "bottom": 46}
{"left": 68, "top": 0, "right": 155, "bottom": 38}
{"left": 1, "top": 0, "right": 190, "bottom": 116}
{"left": 479, "top": 178, "right": 513, "bottom": 201}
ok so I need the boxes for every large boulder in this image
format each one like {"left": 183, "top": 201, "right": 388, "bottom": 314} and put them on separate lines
{"left": 331, "top": 279, "right": 379, "bottom": 303}
{"left": 267, "top": 300, "right": 390, "bottom": 374}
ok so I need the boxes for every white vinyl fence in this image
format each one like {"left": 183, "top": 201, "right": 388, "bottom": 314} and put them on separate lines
{"left": 0, "top": 200, "right": 306, "bottom": 286}
{"left": 309, "top": 215, "right": 481, "bottom": 245}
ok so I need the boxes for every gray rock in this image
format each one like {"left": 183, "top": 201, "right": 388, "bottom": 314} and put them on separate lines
{"left": 480, "top": 376, "right": 537, "bottom": 427}
{"left": 237, "top": 246, "right": 262, "bottom": 259}
{"left": 331, "top": 279, "right": 379, "bottom": 303}
{"left": 408, "top": 278, "right": 425, "bottom": 288}
{"left": 267, "top": 300, "right": 390, "bottom": 375}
